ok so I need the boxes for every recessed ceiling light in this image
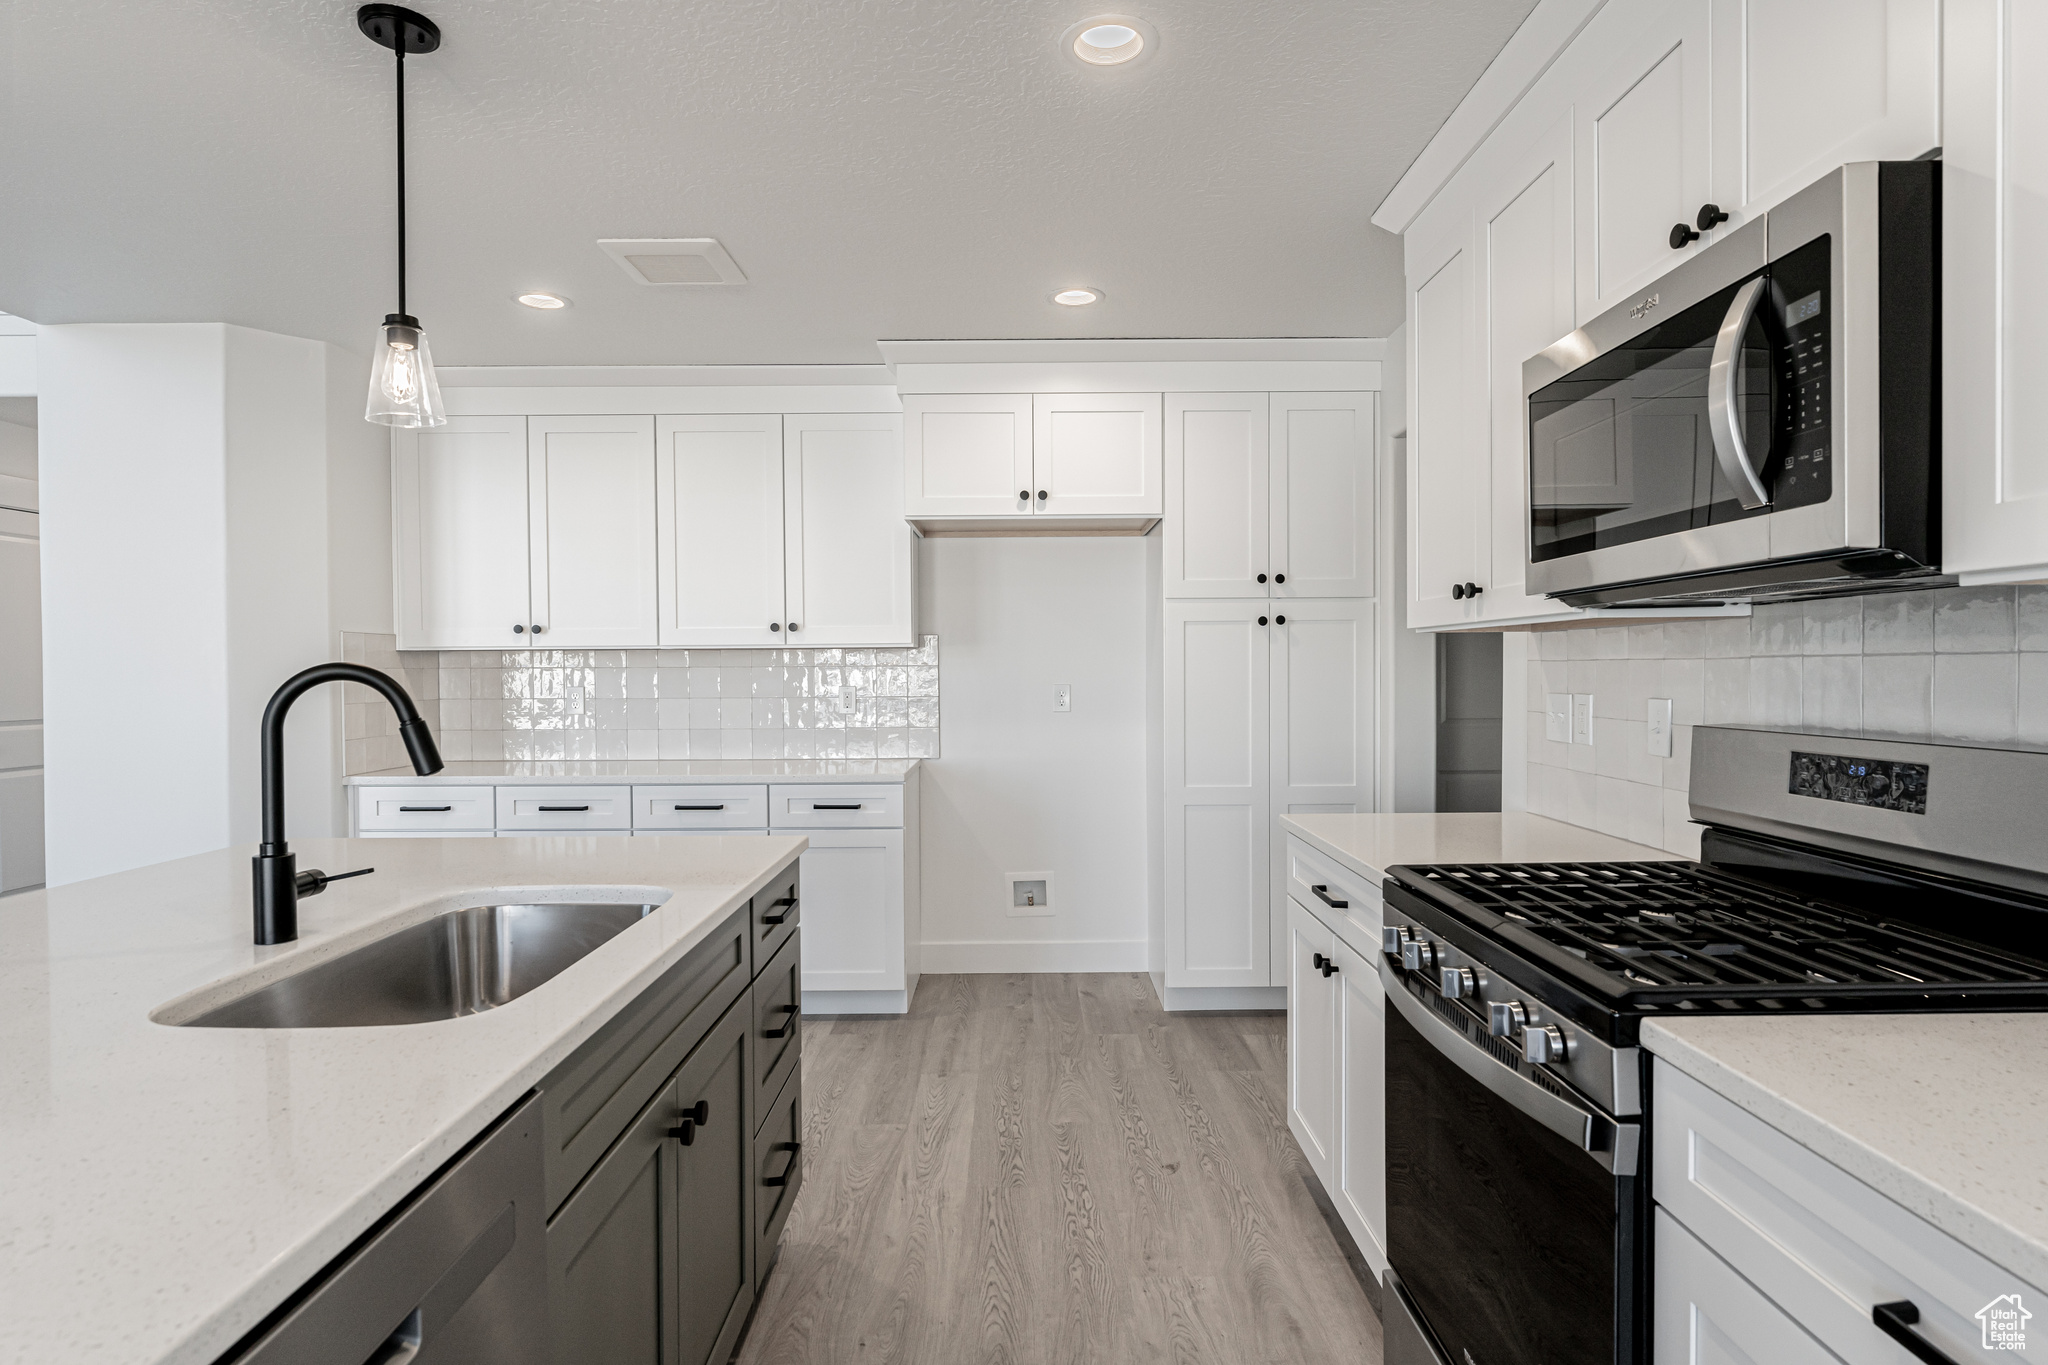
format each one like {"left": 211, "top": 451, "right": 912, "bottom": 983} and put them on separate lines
{"left": 1053, "top": 288, "right": 1103, "bottom": 306}
{"left": 1064, "top": 14, "right": 1154, "bottom": 66}
{"left": 516, "top": 292, "right": 569, "bottom": 309}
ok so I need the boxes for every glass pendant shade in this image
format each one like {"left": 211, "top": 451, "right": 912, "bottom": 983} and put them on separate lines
{"left": 364, "top": 314, "right": 446, "bottom": 428}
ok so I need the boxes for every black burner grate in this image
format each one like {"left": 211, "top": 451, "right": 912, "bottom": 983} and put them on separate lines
{"left": 1397, "top": 861, "right": 2048, "bottom": 1002}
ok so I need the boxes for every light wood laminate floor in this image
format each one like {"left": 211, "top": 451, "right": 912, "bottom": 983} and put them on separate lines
{"left": 735, "top": 973, "right": 1383, "bottom": 1365}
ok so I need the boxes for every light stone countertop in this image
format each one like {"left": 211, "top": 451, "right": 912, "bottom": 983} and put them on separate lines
{"left": 1646, "top": 1014, "right": 2048, "bottom": 1292}
{"left": 0, "top": 833, "right": 806, "bottom": 1365}
{"left": 344, "top": 758, "right": 919, "bottom": 785}
{"left": 1279, "top": 811, "right": 1678, "bottom": 887}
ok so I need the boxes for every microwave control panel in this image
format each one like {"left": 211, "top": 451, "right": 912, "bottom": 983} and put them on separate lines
{"left": 1770, "top": 237, "right": 1833, "bottom": 511}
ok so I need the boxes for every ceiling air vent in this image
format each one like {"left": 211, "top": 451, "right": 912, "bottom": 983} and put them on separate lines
{"left": 598, "top": 238, "right": 747, "bottom": 286}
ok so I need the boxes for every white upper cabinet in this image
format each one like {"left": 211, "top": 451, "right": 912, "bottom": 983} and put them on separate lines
{"left": 526, "top": 415, "right": 658, "bottom": 648}
{"left": 1576, "top": 0, "right": 1712, "bottom": 320}
{"left": 783, "top": 413, "right": 915, "bottom": 647}
{"left": 656, "top": 415, "right": 785, "bottom": 648}
{"left": 394, "top": 416, "right": 533, "bottom": 650}
{"left": 1270, "top": 394, "right": 1376, "bottom": 598}
{"left": 901, "top": 394, "right": 1033, "bottom": 519}
{"left": 1033, "top": 392, "right": 1163, "bottom": 515}
{"left": 1408, "top": 217, "right": 1489, "bottom": 628}
{"left": 1165, "top": 393, "right": 1270, "bottom": 598}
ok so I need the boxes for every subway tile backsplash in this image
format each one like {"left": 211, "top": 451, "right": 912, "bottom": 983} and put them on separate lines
{"left": 339, "top": 634, "right": 940, "bottom": 773}
{"left": 1525, "top": 587, "right": 2048, "bottom": 857}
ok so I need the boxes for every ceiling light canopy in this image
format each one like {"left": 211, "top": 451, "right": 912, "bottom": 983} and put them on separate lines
{"left": 516, "top": 292, "right": 569, "bottom": 309}
{"left": 1052, "top": 288, "right": 1103, "bottom": 306}
{"left": 358, "top": 3, "right": 446, "bottom": 429}
{"left": 1064, "top": 14, "right": 1154, "bottom": 67}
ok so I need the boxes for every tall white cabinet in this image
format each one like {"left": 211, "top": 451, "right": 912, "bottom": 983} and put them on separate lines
{"left": 1158, "top": 391, "right": 1376, "bottom": 1008}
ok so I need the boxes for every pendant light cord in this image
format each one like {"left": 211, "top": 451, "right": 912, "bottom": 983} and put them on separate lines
{"left": 395, "top": 40, "right": 407, "bottom": 318}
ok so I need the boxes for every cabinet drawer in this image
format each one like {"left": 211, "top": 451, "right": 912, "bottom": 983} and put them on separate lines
{"left": 1654, "top": 1059, "right": 2041, "bottom": 1365}
{"left": 538, "top": 909, "right": 748, "bottom": 1215}
{"left": 355, "top": 785, "right": 495, "bottom": 832}
{"left": 632, "top": 785, "right": 768, "bottom": 831}
{"left": 1655, "top": 1209, "right": 1843, "bottom": 1365}
{"left": 754, "top": 1062, "right": 803, "bottom": 1291}
{"left": 496, "top": 785, "right": 631, "bottom": 831}
{"left": 752, "top": 859, "right": 800, "bottom": 969}
{"left": 1285, "top": 834, "right": 1383, "bottom": 957}
{"left": 752, "top": 930, "right": 801, "bottom": 1133}
{"left": 769, "top": 784, "right": 902, "bottom": 829}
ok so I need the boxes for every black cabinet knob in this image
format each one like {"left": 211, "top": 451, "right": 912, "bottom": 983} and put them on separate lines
{"left": 770, "top": 622, "right": 781, "bottom": 632}
{"left": 1257, "top": 573, "right": 1267, "bottom": 583}
{"left": 1274, "top": 614, "right": 1286, "bottom": 624}
{"left": 1312, "top": 952, "right": 1327, "bottom": 970}
{"left": 1037, "top": 490, "right": 1048, "bottom": 500}
{"left": 1451, "top": 583, "right": 1464, "bottom": 600}
{"left": 1274, "top": 573, "right": 1285, "bottom": 583}
{"left": 1696, "top": 203, "right": 1730, "bottom": 231}
{"left": 1321, "top": 960, "right": 1339, "bottom": 978}
{"left": 787, "top": 622, "right": 799, "bottom": 632}
{"left": 531, "top": 624, "right": 544, "bottom": 635}
{"left": 669, "top": 1099, "right": 709, "bottom": 1144}
{"left": 1465, "top": 582, "right": 1483, "bottom": 597}
{"left": 513, "top": 624, "right": 525, "bottom": 633}
{"left": 1019, "top": 489, "right": 1030, "bottom": 500}
{"left": 1670, "top": 222, "right": 1700, "bottom": 249}
{"left": 1258, "top": 616, "right": 1268, "bottom": 626}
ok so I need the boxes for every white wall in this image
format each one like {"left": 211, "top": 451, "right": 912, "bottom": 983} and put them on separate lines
{"left": 917, "top": 536, "right": 1151, "bottom": 971}
{"left": 0, "top": 418, "right": 35, "bottom": 480}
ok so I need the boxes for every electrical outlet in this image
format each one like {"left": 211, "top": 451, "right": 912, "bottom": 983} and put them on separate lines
{"left": 1544, "top": 693, "right": 1571, "bottom": 744}
{"left": 1053, "top": 684, "right": 1071, "bottom": 713}
{"left": 1647, "top": 698, "right": 1673, "bottom": 757}
{"left": 568, "top": 685, "right": 585, "bottom": 715}
{"left": 1571, "top": 694, "right": 1595, "bottom": 746}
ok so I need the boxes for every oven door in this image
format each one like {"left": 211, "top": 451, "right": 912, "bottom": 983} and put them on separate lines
{"left": 1381, "top": 957, "right": 1643, "bottom": 1365}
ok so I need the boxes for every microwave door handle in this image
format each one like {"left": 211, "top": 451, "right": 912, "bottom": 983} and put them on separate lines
{"left": 1707, "top": 275, "right": 1773, "bottom": 510}
{"left": 1379, "top": 956, "right": 1638, "bottom": 1176}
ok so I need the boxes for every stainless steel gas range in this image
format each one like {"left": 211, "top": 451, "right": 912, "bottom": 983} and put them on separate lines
{"left": 1376, "top": 725, "right": 2048, "bottom": 1365}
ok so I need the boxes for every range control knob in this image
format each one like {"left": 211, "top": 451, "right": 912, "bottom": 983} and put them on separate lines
{"left": 1381, "top": 925, "right": 1413, "bottom": 957}
{"left": 1438, "top": 965, "right": 1476, "bottom": 998}
{"left": 1401, "top": 939, "right": 1437, "bottom": 973}
{"left": 1522, "top": 1024, "right": 1570, "bottom": 1065}
{"left": 1488, "top": 1001, "right": 1529, "bottom": 1037}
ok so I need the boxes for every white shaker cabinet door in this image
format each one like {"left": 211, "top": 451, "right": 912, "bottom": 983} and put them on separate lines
{"left": 1164, "top": 392, "right": 1270, "bottom": 598}
{"left": 1270, "top": 393, "right": 1375, "bottom": 599}
{"left": 1407, "top": 216, "right": 1488, "bottom": 628}
{"left": 1334, "top": 935, "right": 1388, "bottom": 1272}
{"left": 656, "top": 415, "right": 785, "bottom": 647}
{"left": 783, "top": 413, "right": 915, "bottom": 647}
{"left": 1574, "top": 0, "right": 1712, "bottom": 320}
{"left": 527, "top": 415, "right": 658, "bottom": 648}
{"left": 394, "top": 416, "right": 532, "bottom": 650}
{"left": 1285, "top": 897, "right": 1339, "bottom": 1180}
{"left": 1164, "top": 601, "right": 1271, "bottom": 989}
{"left": 1033, "top": 392, "right": 1163, "bottom": 516}
{"left": 902, "top": 393, "right": 1034, "bottom": 519}
{"left": 1654, "top": 1211, "right": 1843, "bottom": 1365}
{"left": 797, "top": 828, "right": 906, "bottom": 994}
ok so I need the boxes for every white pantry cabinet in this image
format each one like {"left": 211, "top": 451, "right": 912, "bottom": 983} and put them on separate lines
{"left": 1163, "top": 392, "right": 1375, "bottom": 599}
{"left": 782, "top": 414, "right": 916, "bottom": 647}
{"left": 901, "top": 392, "right": 1162, "bottom": 532}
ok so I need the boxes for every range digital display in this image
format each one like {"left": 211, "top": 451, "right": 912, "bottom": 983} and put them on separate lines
{"left": 1789, "top": 751, "right": 1928, "bottom": 814}
{"left": 1785, "top": 290, "right": 1823, "bottom": 326}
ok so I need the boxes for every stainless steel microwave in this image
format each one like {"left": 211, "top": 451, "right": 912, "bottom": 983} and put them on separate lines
{"left": 1522, "top": 160, "right": 1939, "bottom": 606}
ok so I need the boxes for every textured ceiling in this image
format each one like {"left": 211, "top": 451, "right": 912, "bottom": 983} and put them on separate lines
{"left": 0, "top": 0, "right": 1535, "bottom": 365}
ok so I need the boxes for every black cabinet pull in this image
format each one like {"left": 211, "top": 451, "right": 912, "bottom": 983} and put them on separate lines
{"left": 761, "top": 895, "right": 797, "bottom": 925}
{"left": 1467, "top": 581, "right": 1483, "bottom": 596}
{"left": 399, "top": 805, "right": 453, "bottom": 813}
{"left": 1274, "top": 614, "right": 1286, "bottom": 624}
{"left": 1451, "top": 583, "right": 1464, "bottom": 599}
{"left": 770, "top": 622, "right": 781, "bottom": 632}
{"left": 1311, "top": 884, "right": 1349, "bottom": 909}
{"left": 813, "top": 803, "right": 862, "bottom": 811}
{"left": 1451, "top": 581, "right": 1484, "bottom": 600}
{"left": 513, "top": 624, "right": 525, "bottom": 633}
{"left": 670, "top": 1100, "right": 709, "bottom": 1145}
{"left": 1257, "top": 573, "right": 1267, "bottom": 583}
{"left": 1696, "top": 202, "right": 1729, "bottom": 231}
{"left": 1873, "top": 1301, "right": 1963, "bottom": 1365}
{"left": 1019, "top": 489, "right": 1030, "bottom": 500}
{"left": 530, "top": 624, "right": 544, "bottom": 635}
{"left": 1036, "top": 490, "right": 1047, "bottom": 500}
{"left": 764, "top": 1003, "right": 799, "bottom": 1039}
{"left": 1274, "top": 572, "right": 1285, "bottom": 583}
{"left": 1258, "top": 616, "right": 1268, "bottom": 626}
{"left": 787, "top": 622, "right": 799, "bottom": 632}
{"left": 1321, "top": 959, "right": 1339, "bottom": 978}
{"left": 1312, "top": 952, "right": 1327, "bottom": 970}
{"left": 1670, "top": 222, "right": 1700, "bottom": 248}
{"left": 762, "top": 1142, "right": 802, "bottom": 1187}
{"left": 537, "top": 805, "right": 590, "bottom": 812}
{"left": 673, "top": 803, "right": 726, "bottom": 811}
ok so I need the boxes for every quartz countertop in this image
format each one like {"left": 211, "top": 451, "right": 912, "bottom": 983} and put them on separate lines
{"left": 1646, "top": 1014, "right": 2048, "bottom": 1292}
{"left": 344, "top": 758, "right": 920, "bottom": 785}
{"left": 0, "top": 833, "right": 805, "bottom": 1365}
{"left": 1279, "top": 811, "right": 1677, "bottom": 886}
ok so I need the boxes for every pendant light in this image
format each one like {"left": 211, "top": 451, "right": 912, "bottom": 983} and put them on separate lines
{"left": 359, "top": 4, "right": 446, "bottom": 428}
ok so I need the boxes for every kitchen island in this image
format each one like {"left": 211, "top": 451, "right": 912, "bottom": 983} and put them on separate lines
{"left": 0, "top": 832, "right": 804, "bottom": 1365}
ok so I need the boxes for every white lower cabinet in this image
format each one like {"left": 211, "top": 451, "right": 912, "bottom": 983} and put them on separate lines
{"left": 1332, "top": 933, "right": 1385, "bottom": 1266}
{"left": 1655, "top": 1210, "right": 1842, "bottom": 1365}
{"left": 1285, "top": 899, "right": 1339, "bottom": 1172}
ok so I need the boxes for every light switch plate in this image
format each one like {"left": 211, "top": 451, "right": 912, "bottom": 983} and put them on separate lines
{"left": 1647, "top": 698, "right": 1673, "bottom": 757}
{"left": 1571, "top": 694, "right": 1595, "bottom": 746}
{"left": 1544, "top": 694, "right": 1571, "bottom": 744}
{"left": 1053, "top": 684, "right": 1072, "bottom": 713}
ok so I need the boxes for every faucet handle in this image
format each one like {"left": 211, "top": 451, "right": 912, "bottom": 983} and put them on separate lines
{"left": 295, "top": 867, "right": 375, "bottom": 898}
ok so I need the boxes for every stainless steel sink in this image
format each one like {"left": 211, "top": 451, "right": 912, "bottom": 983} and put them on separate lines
{"left": 183, "top": 902, "right": 658, "bottom": 1028}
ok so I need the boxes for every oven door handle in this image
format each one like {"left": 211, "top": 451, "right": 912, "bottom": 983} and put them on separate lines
{"left": 1706, "top": 274, "right": 1773, "bottom": 511}
{"left": 1380, "top": 957, "right": 1637, "bottom": 1175}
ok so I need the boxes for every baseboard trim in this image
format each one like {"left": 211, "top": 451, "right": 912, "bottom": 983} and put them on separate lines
{"left": 802, "top": 989, "right": 910, "bottom": 1016}
{"left": 917, "top": 939, "right": 1150, "bottom": 973}
{"left": 1157, "top": 984, "right": 1287, "bottom": 1013}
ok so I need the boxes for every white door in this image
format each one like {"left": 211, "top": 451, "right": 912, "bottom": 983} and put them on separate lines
{"left": 1334, "top": 936, "right": 1387, "bottom": 1270}
{"left": 1270, "top": 393, "right": 1375, "bottom": 599}
{"left": 1268, "top": 598, "right": 1374, "bottom": 981}
{"left": 902, "top": 393, "right": 1034, "bottom": 519}
{"left": 1164, "top": 600, "right": 1270, "bottom": 989}
{"left": 1164, "top": 392, "right": 1270, "bottom": 598}
{"left": 783, "top": 414, "right": 915, "bottom": 647}
{"left": 797, "top": 828, "right": 906, "bottom": 994}
{"left": 1032, "top": 392, "right": 1163, "bottom": 516}
{"left": 1710, "top": 0, "right": 1940, "bottom": 226}
{"left": 527, "top": 415, "right": 658, "bottom": 648}
{"left": 1408, "top": 219, "right": 1487, "bottom": 627}
{"left": 1943, "top": 1, "right": 2048, "bottom": 580}
{"left": 1480, "top": 113, "right": 1580, "bottom": 621}
{"left": 656, "top": 415, "right": 785, "bottom": 648}
{"left": 0, "top": 505, "right": 43, "bottom": 893}
{"left": 1654, "top": 1210, "right": 1843, "bottom": 1365}
{"left": 394, "top": 415, "right": 532, "bottom": 650}
{"left": 1286, "top": 897, "right": 1339, "bottom": 1179}
{"left": 1575, "top": 0, "right": 1713, "bottom": 320}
